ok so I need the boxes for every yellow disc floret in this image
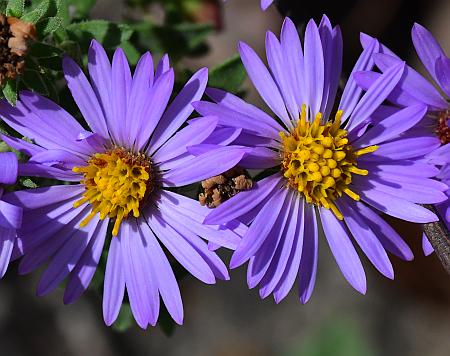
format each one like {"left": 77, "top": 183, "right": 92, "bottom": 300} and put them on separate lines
{"left": 73, "top": 148, "right": 154, "bottom": 236}
{"left": 280, "top": 105, "right": 378, "bottom": 220}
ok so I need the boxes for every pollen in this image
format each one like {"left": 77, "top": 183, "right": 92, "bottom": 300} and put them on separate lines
{"left": 280, "top": 105, "right": 378, "bottom": 220}
{"left": 73, "top": 148, "right": 154, "bottom": 236}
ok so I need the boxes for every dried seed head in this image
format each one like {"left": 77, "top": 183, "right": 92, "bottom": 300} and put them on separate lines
{"left": 0, "top": 14, "right": 36, "bottom": 85}
{"left": 199, "top": 167, "right": 253, "bottom": 208}
{"left": 436, "top": 110, "right": 449, "bottom": 145}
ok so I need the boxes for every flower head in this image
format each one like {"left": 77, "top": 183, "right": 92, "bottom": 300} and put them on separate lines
{"left": 0, "top": 151, "right": 21, "bottom": 277}
{"left": 0, "top": 40, "right": 247, "bottom": 328}
{"left": 195, "top": 16, "right": 447, "bottom": 302}
{"left": 355, "top": 23, "right": 450, "bottom": 255}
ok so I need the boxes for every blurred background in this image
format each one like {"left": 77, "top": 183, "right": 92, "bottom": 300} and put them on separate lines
{"left": 1, "top": 0, "right": 450, "bottom": 355}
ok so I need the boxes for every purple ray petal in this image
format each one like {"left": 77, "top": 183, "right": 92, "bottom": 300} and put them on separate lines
{"left": 0, "top": 227, "right": 15, "bottom": 277}
{"left": 126, "top": 52, "right": 154, "bottom": 143}
{"left": 153, "top": 116, "right": 218, "bottom": 164}
{"left": 162, "top": 146, "right": 250, "bottom": 187}
{"left": 339, "top": 38, "right": 378, "bottom": 122}
{"left": 346, "top": 62, "right": 405, "bottom": 131}
{"left": 374, "top": 53, "right": 448, "bottom": 109}
{"left": 338, "top": 200, "right": 394, "bottom": 279}
{"left": 435, "top": 56, "right": 450, "bottom": 97}
{"left": 36, "top": 214, "right": 100, "bottom": 296}
{"left": 0, "top": 134, "right": 44, "bottom": 157}
{"left": 303, "top": 19, "right": 324, "bottom": 118}
{"left": 238, "top": 147, "right": 280, "bottom": 169}
{"left": 135, "top": 69, "right": 175, "bottom": 150}
{"left": 18, "top": 163, "right": 80, "bottom": 182}
{"left": 298, "top": 205, "right": 319, "bottom": 304}
{"left": 155, "top": 54, "right": 170, "bottom": 80}
{"left": 0, "top": 152, "right": 18, "bottom": 184}
{"left": 411, "top": 23, "right": 447, "bottom": 86}
{"left": 353, "top": 201, "right": 413, "bottom": 261}
{"left": 110, "top": 48, "right": 132, "bottom": 145}
{"left": 205, "top": 88, "right": 283, "bottom": 134}
{"left": 422, "top": 233, "right": 434, "bottom": 256}
{"left": 103, "top": 231, "right": 126, "bottom": 326}
{"left": 88, "top": 40, "right": 113, "bottom": 131}
{"left": 319, "top": 207, "right": 367, "bottom": 294}
{"left": 201, "top": 126, "right": 242, "bottom": 146}
{"left": 147, "top": 68, "right": 208, "bottom": 154}
{"left": 238, "top": 41, "right": 290, "bottom": 127}
{"left": 266, "top": 31, "right": 298, "bottom": 124}
{"left": 247, "top": 191, "right": 294, "bottom": 289}
{"left": 63, "top": 56, "right": 109, "bottom": 138}
{"left": 353, "top": 104, "right": 427, "bottom": 147}
{"left": 64, "top": 218, "right": 109, "bottom": 304}
{"left": 204, "top": 173, "right": 283, "bottom": 225}
{"left": 147, "top": 209, "right": 216, "bottom": 284}
{"left": 354, "top": 181, "right": 439, "bottom": 223}
{"left": 29, "top": 149, "right": 86, "bottom": 169}
{"left": 280, "top": 17, "right": 305, "bottom": 111}
{"left": 120, "top": 220, "right": 158, "bottom": 329}
{"left": 230, "top": 188, "right": 288, "bottom": 268}
{"left": 359, "top": 160, "right": 440, "bottom": 178}
{"left": 0, "top": 200, "right": 22, "bottom": 229}
{"left": 138, "top": 220, "right": 183, "bottom": 324}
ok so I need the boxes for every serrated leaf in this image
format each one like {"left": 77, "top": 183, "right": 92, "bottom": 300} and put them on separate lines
{"left": 66, "top": 20, "right": 134, "bottom": 51}
{"left": 2, "top": 79, "right": 18, "bottom": 105}
{"left": 36, "top": 16, "right": 62, "bottom": 37}
{"left": 21, "top": 0, "right": 51, "bottom": 24}
{"left": 209, "top": 55, "right": 247, "bottom": 94}
{"left": 6, "top": 0, "right": 24, "bottom": 17}
{"left": 112, "top": 303, "right": 134, "bottom": 332}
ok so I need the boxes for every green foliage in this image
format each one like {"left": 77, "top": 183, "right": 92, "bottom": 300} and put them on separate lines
{"left": 209, "top": 55, "right": 247, "bottom": 94}
{"left": 6, "top": 0, "right": 25, "bottom": 17}
{"left": 112, "top": 303, "right": 134, "bottom": 332}
{"left": 2, "top": 79, "right": 18, "bottom": 105}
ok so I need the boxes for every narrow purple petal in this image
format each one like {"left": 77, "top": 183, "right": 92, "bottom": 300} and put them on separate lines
{"left": 139, "top": 220, "right": 183, "bottom": 325}
{"left": 338, "top": 200, "right": 394, "bottom": 279}
{"left": 1, "top": 134, "right": 44, "bottom": 157}
{"left": 435, "top": 56, "right": 450, "bottom": 97}
{"left": 298, "top": 204, "right": 318, "bottom": 304}
{"left": 103, "top": 232, "right": 126, "bottom": 326}
{"left": 204, "top": 173, "right": 283, "bottom": 225}
{"left": 0, "top": 152, "right": 18, "bottom": 184}
{"left": 238, "top": 41, "right": 290, "bottom": 127}
{"left": 346, "top": 62, "right": 405, "bottom": 131}
{"left": 18, "top": 163, "right": 80, "bottom": 182}
{"left": 63, "top": 56, "right": 109, "bottom": 138}
{"left": 0, "top": 227, "right": 15, "bottom": 277}
{"left": 422, "top": 233, "right": 434, "bottom": 257}
{"left": 64, "top": 218, "right": 109, "bottom": 304}
{"left": 319, "top": 207, "right": 367, "bottom": 294}
{"left": 147, "top": 68, "right": 208, "bottom": 154}
{"left": 0, "top": 200, "right": 22, "bottom": 229}
{"left": 339, "top": 38, "right": 378, "bottom": 122}
{"left": 353, "top": 104, "right": 427, "bottom": 147}
{"left": 155, "top": 54, "right": 170, "bottom": 80}
{"left": 230, "top": 188, "right": 288, "bottom": 268}
{"left": 162, "top": 146, "right": 250, "bottom": 187}
{"left": 304, "top": 19, "right": 324, "bottom": 117}
{"left": 411, "top": 23, "right": 446, "bottom": 86}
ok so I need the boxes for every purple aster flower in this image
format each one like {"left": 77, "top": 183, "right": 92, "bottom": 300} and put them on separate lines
{"left": 0, "top": 40, "right": 247, "bottom": 329}
{"left": 194, "top": 16, "right": 447, "bottom": 303}
{"left": 355, "top": 23, "right": 449, "bottom": 255}
{"left": 0, "top": 152, "right": 21, "bottom": 277}
{"left": 223, "top": 0, "right": 274, "bottom": 11}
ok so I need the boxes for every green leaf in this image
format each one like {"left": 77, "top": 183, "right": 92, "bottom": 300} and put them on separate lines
{"left": 65, "top": 20, "right": 134, "bottom": 52}
{"left": 22, "top": 69, "right": 49, "bottom": 96}
{"left": 0, "top": 0, "right": 8, "bottom": 13}
{"left": 208, "top": 55, "right": 247, "bottom": 94}
{"left": 20, "top": 178, "right": 38, "bottom": 189}
{"left": 2, "top": 79, "right": 18, "bottom": 105}
{"left": 6, "top": 0, "right": 24, "bottom": 17}
{"left": 67, "top": 0, "right": 97, "bottom": 18}
{"left": 36, "top": 16, "right": 63, "bottom": 37}
{"left": 29, "top": 42, "right": 63, "bottom": 58}
{"left": 21, "top": 0, "right": 52, "bottom": 24}
{"left": 112, "top": 303, "right": 134, "bottom": 332}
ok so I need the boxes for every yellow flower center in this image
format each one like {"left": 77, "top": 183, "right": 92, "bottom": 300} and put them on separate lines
{"left": 280, "top": 105, "right": 378, "bottom": 220}
{"left": 73, "top": 148, "right": 154, "bottom": 236}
